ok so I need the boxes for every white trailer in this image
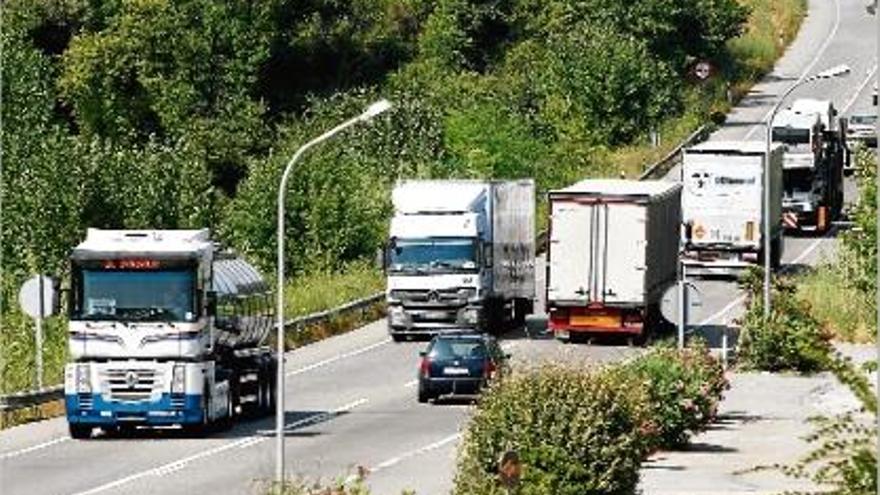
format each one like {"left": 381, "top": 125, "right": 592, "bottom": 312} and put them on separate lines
{"left": 545, "top": 179, "right": 681, "bottom": 343}
{"left": 681, "top": 141, "right": 784, "bottom": 276}
{"left": 385, "top": 180, "right": 535, "bottom": 339}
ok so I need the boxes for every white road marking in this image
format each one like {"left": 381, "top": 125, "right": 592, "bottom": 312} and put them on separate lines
{"left": 70, "top": 398, "right": 368, "bottom": 495}
{"left": 743, "top": 0, "right": 842, "bottom": 139}
{"left": 842, "top": 64, "right": 878, "bottom": 113}
{"left": 287, "top": 339, "right": 390, "bottom": 377}
{"left": 403, "top": 379, "right": 418, "bottom": 388}
{"left": 0, "top": 436, "right": 69, "bottom": 460}
{"left": 345, "top": 432, "right": 462, "bottom": 484}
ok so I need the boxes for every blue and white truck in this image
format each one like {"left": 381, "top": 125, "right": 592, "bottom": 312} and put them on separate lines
{"left": 64, "top": 229, "right": 276, "bottom": 438}
{"left": 385, "top": 180, "right": 536, "bottom": 339}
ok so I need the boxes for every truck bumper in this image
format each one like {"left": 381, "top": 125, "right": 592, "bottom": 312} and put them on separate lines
{"left": 387, "top": 304, "right": 480, "bottom": 333}
{"left": 65, "top": 393, "right": 204, "bottom": 426}
{"left": 682, "top": 252, "right": 758, "bottom": 277}
{"left": 548, "top": 306, "right": 644, "bottom": 335}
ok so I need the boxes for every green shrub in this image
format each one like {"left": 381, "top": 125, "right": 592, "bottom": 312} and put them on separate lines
{"left": 453, "top": 365, "right": 651, "bottom": 495}
{"left": 736, "top": 268, "right": 832, "bottom": 373}
{"left": 619, "top": 344, "right": 728, "bottom": 449}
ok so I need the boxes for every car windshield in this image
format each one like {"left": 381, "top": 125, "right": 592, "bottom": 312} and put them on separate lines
{"left": 389, "top": 238, "right": 477, "bottom": 274}
{"left": 850, "top": 115, "right": 877, "bottom": 126}
{"left": 74, "top": 269, "right": 196, "bottom": 322}
{"left": 429, "top": 339, "right": 487, "bottom": 360}
{"left": 772, "top": 127, "right": 810, "bottom": 145}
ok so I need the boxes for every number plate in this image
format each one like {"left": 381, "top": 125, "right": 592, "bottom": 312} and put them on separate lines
{"left": 443, "top": 367, "right": 469, "bottom": 376}
{"left": 570, "top": 314, "right": 620, "bottom": 328}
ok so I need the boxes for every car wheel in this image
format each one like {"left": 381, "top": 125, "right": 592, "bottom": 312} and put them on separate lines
{"left": 417, "top": 385, "right": 431, "bottom": 404}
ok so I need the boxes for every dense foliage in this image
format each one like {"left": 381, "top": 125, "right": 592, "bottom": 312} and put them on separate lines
{"left": 839, "top": 147, "right": 877, "bottom": 302}
{"left": 453, "top": 347, "right": 727, "bottom": 494}
{"left": 737, "top": 267, "right": 832, "bottom": 373}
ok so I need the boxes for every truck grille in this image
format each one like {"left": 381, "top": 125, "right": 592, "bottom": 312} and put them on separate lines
{"left": 78, "top": 393, "right": 93, "bottom": 409}
{"left": 393, "top": 289, "right": 466, "bottom": 307}
{"left": 102, "top": 368, "right": 162, "bottom": 402}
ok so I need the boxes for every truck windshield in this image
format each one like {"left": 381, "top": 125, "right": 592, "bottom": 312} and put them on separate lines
{"left": 772, "top": 127, "right": 810, "bottom": 145}
{"left": 389, "top": 238, "right": 477, "bottom": 274}
{"left": 73, "top": 269, "right": 196, "bottom": 322}
{"left": 784, "top": 169, "right": 814, "bottom": 194}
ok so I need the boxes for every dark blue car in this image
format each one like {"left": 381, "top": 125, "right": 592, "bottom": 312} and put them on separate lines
{"left": 417, "top": 333, "right": 509, "bottom": 403}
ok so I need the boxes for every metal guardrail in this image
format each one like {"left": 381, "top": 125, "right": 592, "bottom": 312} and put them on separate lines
{"left": 1, "top": 293, "right": 386, "bottom": 413}
{"left": 0, "top": 385, "right": 64, "bottom": 412}
{"left": 638, "top": 124, "right": 710, "bottom": 181}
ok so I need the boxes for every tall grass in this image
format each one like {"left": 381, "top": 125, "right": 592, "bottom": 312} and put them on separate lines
{"left": 797, "top": 265, "right": 874, "bottom": 343}
{"left": 283, "top": 261, "right": 383, "bottom": 318}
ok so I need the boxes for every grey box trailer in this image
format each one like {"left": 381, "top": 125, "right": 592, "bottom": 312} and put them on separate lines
{"left": 545, "top": 179, "right": 681, "bottom": 342}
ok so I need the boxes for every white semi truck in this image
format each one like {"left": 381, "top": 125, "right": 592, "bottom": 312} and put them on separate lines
{"left": 385, "top": 180, "right": 535, "bottom": 340}
{"left": 545, "top": 180, "right": 681, "bottom": 343}
{"left": 772, "top": 99, "right": 846, "bottom": 232}
{"left": 64, "top": 229, "right": 276, "bottom": 438}
{"left": 681, "top": 141, "right": 785, "bottom": 276}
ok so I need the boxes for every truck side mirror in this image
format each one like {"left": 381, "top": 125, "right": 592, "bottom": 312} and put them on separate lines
{"left": 483, "top": 243, "right": 493, "bottom": 268}
{"left": 206, "top": 290, "right": 217, "bottom": 317}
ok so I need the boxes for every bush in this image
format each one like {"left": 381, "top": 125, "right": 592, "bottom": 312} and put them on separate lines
{"left": 618, "top": 344, "right": 728, "bottom": 449}
{"left": 453, "top": 365, "right": 652, "bottom": 495}
{"left": 736, "top": 267, "right": 832, "bottom": 373}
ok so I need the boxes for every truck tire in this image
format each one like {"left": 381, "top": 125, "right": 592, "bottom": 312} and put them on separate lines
{"left": 68, "top": 423, "right": 92, "bottom": 440}
{"left": 772, "top": 237, "right": 783, "bottom": 271}
{"left": 513, "top": 299, "right": 533, "bottom": 328}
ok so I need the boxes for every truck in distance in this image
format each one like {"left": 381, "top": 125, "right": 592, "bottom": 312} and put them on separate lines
{"left": 385, "top": 180, "right": 535, "bottom": 341}
{"left": 681, "top": 141, "right": 784, "bottom": 276}
{"left": 65, "top": 229, "right": 276, "bottom": 438}
{"left": 545, "top": 179, "right": 681, "bottom": 344}
{"left": 772, "top": 99, "right": 845, "bottom": 232}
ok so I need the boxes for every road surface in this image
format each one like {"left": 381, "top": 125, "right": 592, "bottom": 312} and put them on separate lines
{"left": 0, "top": 0, "right": 875, "bottom": 493}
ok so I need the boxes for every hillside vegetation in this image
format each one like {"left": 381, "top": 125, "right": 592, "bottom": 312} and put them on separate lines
{"left": 2, "top": 0, "right": 802, "bottom": 394}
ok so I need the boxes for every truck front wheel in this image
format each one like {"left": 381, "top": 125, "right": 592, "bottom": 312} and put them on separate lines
{"left": 68, "top": 423, "right": 92, "bottom": 440}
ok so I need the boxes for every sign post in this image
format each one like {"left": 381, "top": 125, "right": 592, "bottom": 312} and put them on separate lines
{"left": 18, "top": 275, "right": 57, "bottom": 389}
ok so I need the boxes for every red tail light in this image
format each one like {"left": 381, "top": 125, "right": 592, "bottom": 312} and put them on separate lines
{"left": 484, "top": 359, "right": 497, "bottom": 379}
{"left": 420, "top": 357, "right": 431, "bottom": 377}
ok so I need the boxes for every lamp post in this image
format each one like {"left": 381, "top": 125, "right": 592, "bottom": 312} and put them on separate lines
{"left": 763, "top": 64, "right": 851, "bottom": 319}
{"left": 275, "top": 99, "right": 392, "bottom": 485}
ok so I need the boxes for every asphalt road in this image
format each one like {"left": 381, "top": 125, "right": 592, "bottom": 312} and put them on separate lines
{"left": 1, "top": 0, "right": 875, "bottom": 493}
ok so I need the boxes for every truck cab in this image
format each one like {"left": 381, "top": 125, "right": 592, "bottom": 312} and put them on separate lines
{"left": 64, "top": 229, "right": 275, "bottom": 438}
{"left": 385, "top": 181, "right": 535, "bottom": 340}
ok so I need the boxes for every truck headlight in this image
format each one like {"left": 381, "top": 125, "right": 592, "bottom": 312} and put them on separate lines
{"left": 171, "top": 365, "right": 186, "bottom": 395}
{"left": 76, "top": 364, "right": 91, "bottom": 394}
{"left": 457, "top": 288, "right": 477, "bottom": 300}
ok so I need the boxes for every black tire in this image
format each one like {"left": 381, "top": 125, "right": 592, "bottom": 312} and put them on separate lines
{"left": 771, "top": 236, "right": 783, "bottom": 271}
{"left": 68, "top": 423, "right": 92, "bottom": 440}
{"left": 417, "top": 385, "right": 431, "bottom": 404}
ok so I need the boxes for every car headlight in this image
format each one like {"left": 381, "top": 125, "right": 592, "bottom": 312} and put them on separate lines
{"left": 76, "top": 364, "right": 91, "bottom": 394}
{"left": 171, "top": 365, "right": 186, "bottom": 395}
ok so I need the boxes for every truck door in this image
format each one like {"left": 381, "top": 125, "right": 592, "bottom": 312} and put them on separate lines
{"left": 548, "top": 201, "right": 593, "bottom": 304}
{"left": 602, "top": 204, "right": 646, "bottom": 304}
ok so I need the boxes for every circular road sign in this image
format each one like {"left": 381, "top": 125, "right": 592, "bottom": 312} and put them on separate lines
{"left": 18, "top": 275, "right": 57, "bottom": 319}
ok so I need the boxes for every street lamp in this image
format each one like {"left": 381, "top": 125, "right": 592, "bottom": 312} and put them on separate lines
{"left": 763, "top": 64, "right": 851, "bottom": 319}
{"left": 274, "top": 99, "right": 392, "bottom": 485}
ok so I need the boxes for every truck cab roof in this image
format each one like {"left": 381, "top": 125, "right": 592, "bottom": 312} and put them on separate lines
{"left": 71, "top": 229, "right": 213, "bottom": 260}
{"left": 772, "top": 109, "right": 822, "bottom": 130}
